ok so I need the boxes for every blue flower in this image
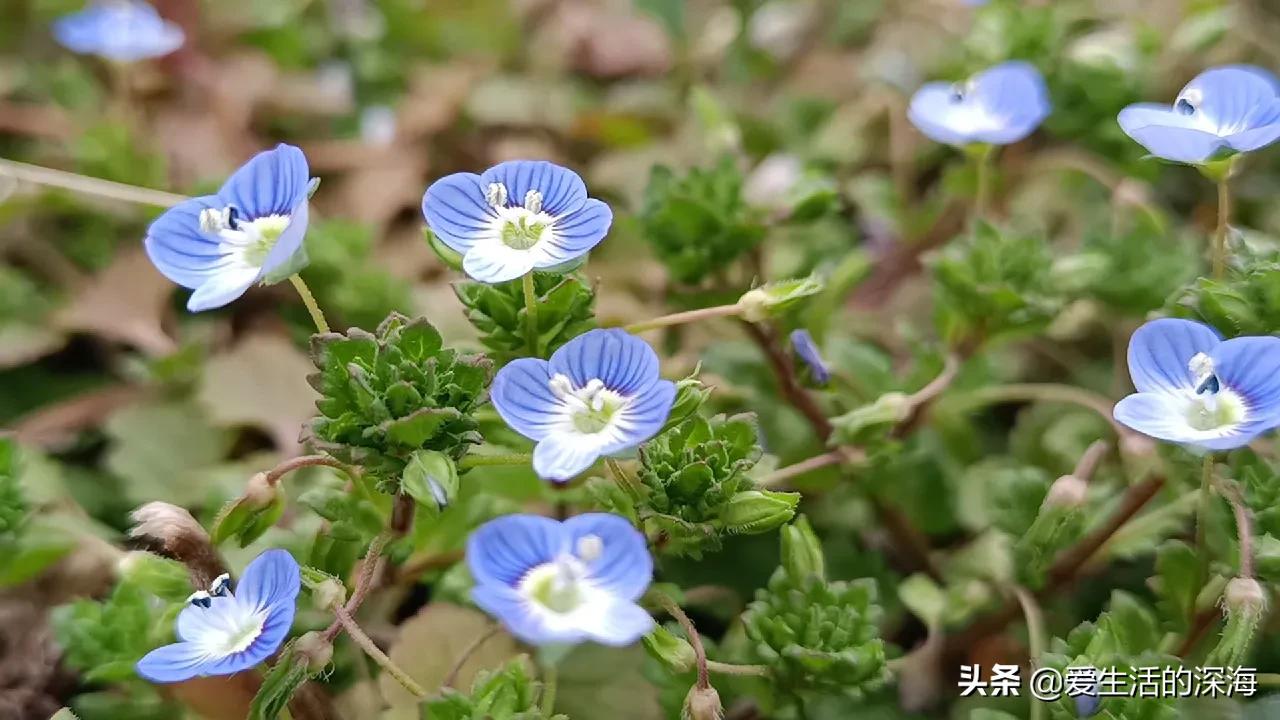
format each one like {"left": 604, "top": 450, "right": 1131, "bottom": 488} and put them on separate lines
{"left": 422, "top": 160, "right": 613, "bottom": 284}
{"left": 145, "top": 144, "right": 314, "bottom": 312}
{"left": 1113, "top": 318, "right": 1280, "bottom": 450}
{"left": 789, "top": 329, "right": 830, "bottom": 385}
{"left": 489, "top": 328, "right": 676, "bottom": 482}
{"left": 54, "top": 2, "right": 184, "bottom": 62}
{"left": 908, "top": 61, "right": 1051, "bottom": 146}
{"left": 136, "top": 549, "right": 300, "bottom": 683}
{"left": 467, "top": 513, "right": 654, "bottom": 647}
{"left": 1118, "top": 65, "right": 1280, "bottom": 164}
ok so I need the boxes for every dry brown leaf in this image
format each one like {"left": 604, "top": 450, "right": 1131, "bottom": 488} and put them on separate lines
{"left": 12, "top": 385, "right": 144, "bottom": 449}
{"left": 196, "top": 333, "right": 316, "bottom": 452}
{"left": 557, "top": 5, "right": 674, "bottom": 79}
{"left": 401, "top": 62, "right": 492, "bottom": 139}
{"left": 55, "top": 247, "right": 176, "bottom": 356}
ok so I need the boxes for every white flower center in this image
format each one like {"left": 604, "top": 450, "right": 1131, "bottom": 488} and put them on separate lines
{"left": 548, "top": 373, "right": 625, "bottom": 434}
{"left": 1183, "top": 352, "right": 1246, "bottom": 431}
{"left": 188, "top": 590, "right": 269, "bottom": 657}
{"left": 199, "top": 206, "right": 290, "bottom": 269}
{"left": 484, "top": 183, "right": 554, "bottom": 250}
{"left": 517, "top": 535, "right": 603, "bottom": 614}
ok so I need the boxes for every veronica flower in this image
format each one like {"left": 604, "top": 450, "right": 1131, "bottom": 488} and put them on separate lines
{"left": 790, "top": 329, "right": 830, "bottom": 385}
{"left": 908, "top": 61, "right": 1051, "bottom": 147}
{"left": 54, "top": 1, "right": 185, "bottom": 62}
{"left": 422, "top": 160, "right": 613, "bottom": 284}
{"left": 145, "top": 144, "right": 314, "bottom": 311}
{"left": 1118, "top": 65, "right": 1280, "bottom": 165}
{"left": 1113, "top": 318, "right": 1280, "bottom": 450}
{"left": 489, "top": 329, "right": 675, "bottom": 482}
{"left": 136, "top": 549, "right": 300, "bottom": 683}
{"left": 467, "top": 513, "right": 654, "bottom": 647}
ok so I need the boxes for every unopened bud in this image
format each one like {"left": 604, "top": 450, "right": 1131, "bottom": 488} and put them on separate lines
{"left": 1043, "top": 475, "right": 1088, "bottom": 510}
{"left": 1224, "top": 577, "right": 1266, "bottom": 615}
{"left": 780, "top": 516, "right": 825, "bottom": 581}
{"left": 736, "top": 277, "right": 824, "bottom": 323}
{"left": 642, "top": 626, "right": 697, "bottom": 673}
{"left": 294, "top": 631, "right": 334, "bottom": 672}
{"left": 723, "top": 490, "right": 799, "bottom": 534}
{"left": 1213, "top": 577, "right": 1268, "bottom": 666}
{"left": 682, "top": 684, "right": 723, "bottom": 720}
{"left": 313, "top": 578, "right": 347, "bottom": 610}
{"left": 244, "top": 472, "right": 279, "bottom": 509}
{"left": 737, "top": 289, "right": 771, "bottom": 323}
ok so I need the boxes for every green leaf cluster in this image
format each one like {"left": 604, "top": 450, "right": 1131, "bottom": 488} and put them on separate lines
{"left": 640, "top": 157, "right": 766, "bottom": 285}
{"left": 52, "top": 579, "right": 181, "bottom": 685}
{"left": 308, "top": 312, "right": 491, "bottom": 489}
{"left": 420, "top": 658, "right": 564, "bottom": 720}
{"left": 454, "top": 272, "right": 596, "bottom": 363}
{"left": 303, "top": 220, "right": 415, "bottom": 331}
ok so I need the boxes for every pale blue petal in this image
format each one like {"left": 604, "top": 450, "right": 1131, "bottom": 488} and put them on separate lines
{"left": 907, "top": 83, "right": 975, "bottom": 146}
{"left": 135, "top": 642, "right": 209, "bottom": 683}
{"left": 548, "top": 329, "right": 662, "bottom": 395}
{"left": 562, "top": 513, "right": 652, "bottom": 601}
{"left": 144, "top": 195, "right": 227, "bottom": 289}
{"left": 422, "top": 172, "right": 496, "bottom": 254}
{"left": 576, "top": 598, "right": 655, "bottom": 647}
{"left": 790, "top": 329, "right": 830, "bottom": 384}
{"left": 1127, "top": 318, "right": 1221, "bottom": 394}
{"left": 175, "top": 597, "right": 238, "bottom": 642}
{"left": 1226, "top": 100, "right": 1280, "bottom": 152}
{"left": 602, "top": 379, "right": 676, "bottom": 455}
{"left": 968, "top": 61, "right": 1050, "bottom": 143}
{"left": 532, "top": 435, "right": 602, "bottom": 481}
{"left": 1211, "top": 336, "right": 1280, "bottom": 425}
{"left": 55, "top": 2, "right": 184, "bottom": 62}
{"left": 467, "top": 514, "right": 564, "bottom": 587}
{"left": 489, "top": 358, "right": 563, "bottom": 441}
{"left": 260, "top": 201, "right": 309, "bottom": 276}
{"left": 471, "top": 583, "right": 572, "bottom": 646}
{"left": 186, "top": 266, "right": 260, "bottom": 312}
{"left": 462, "top": 243, "right": 536, "bottom": 284}
{"left": 218, "top": 144, "right": 311, "bottom": 220}
{"left": 538, "top": 199, "right": 612, "bottom": 262}
{"left": 1125, "top": 124, "right": 1230, "bottom": 163}
{"left": 1182, "top": 65, "right": 1280, "bottom": 134}
{"left": 480, "top": 161, "right": 588, "bottom": 216}
{"left": 235, "top": 549, "right": 301, "bottom": 615}
{"left": 1113, "top": 393, "right": 1200, "bottom": 445}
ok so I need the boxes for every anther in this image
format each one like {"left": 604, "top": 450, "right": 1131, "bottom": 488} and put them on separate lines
{"left": 209, "top": 573, "right": 232, "bottom": 597}
{"left": 486, "top": 182, "right": 509, "bottom": 209}
{"left": 186, "top": 590, "right": 213, "bottom": 609}
{"left": 524, "top": 190, "right": 543, "bottom": 214}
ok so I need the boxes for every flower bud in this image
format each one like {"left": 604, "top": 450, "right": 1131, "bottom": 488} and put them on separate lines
{"left": 401, "top": 450, "right": 458, "bottom": 519}
{"left": 312, "top": 577, "right": 347, "bottom": 611}
{"left": 681, "top": 684, "right": 724, "bottom": 720}
{"left": 1224, "top": 577, "right": 1266, "bottom": 615}
{"left": 294, "top": 631, "right": 334, "bottom": 673}
{"left": 736, "top": 276, "right": 824, "bottom": 322}
{"left": 831, "top": 391, "right": 911, "bottom": 440}
{"left": 642, "top": 626, "right": 697, "bottom": 673}
{"left": 1043, "top": 474, "right": 1088, "bottom": 510}
{"left": 723, "top": 490, "right": 799, "bottom": 534}
{"left": 780, "top": 516, "right": 825, "bottom": 581}
{"left": 1213, "top": 577, "right": 1268, "bottom": 666}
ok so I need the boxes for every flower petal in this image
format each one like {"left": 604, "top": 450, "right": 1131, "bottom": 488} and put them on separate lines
{"left": 968, "top": 61, "right": 1051, "bottom": 144}
{"left": 467, "top": 514, "right": 564, "bottom": 587}
{"left": 136, "top": 642, "right": 209, "bottom": 683}
{"left": 532, "top": 435, "right": 604, "bottom": 481}
{"left": 218, "top": 144, "right": 311, "bottom": 220}
{"left": 235, "top": 549, "right": 301, "bottom": 615}
{"left": 604, "top": 379, "right": 676, "bottom": 455}
{"left": 572, "top": 595, "right": 655, "bottom": 647}
{"left": 490, "top": 358, "right": 563, "bottom": 441}
{"left": 548, "top": 329, "right": 662, "bottom": 395}
{"left": 144, "top": 195, "right": 229, "bottom": 289}
{"left": 1211, "top": 336, "right": 1280, "bottom": 426}
{"left": 1114, "top": 393, "right": 1257, "bottom": 450}
{"left": 186, "top": 266, "right": 261, "bottom": 312}
{"left": 54, "top": 2, "right": 184, "bottom": 62}
{"left": 1180, "top": 65, "right": 1280, "bottom": 135}
{"left": 1126, "top": 318, "right": 1221, "bottom": 394}
{"left": 563, "top": 513, "right": 652, "bottom": 601}
{"left": 531, "top": 199, "right": 612, "bottom": 267}
{"left": 462, "top": 240, "right": 537, "bottom": 284}
{"left": 422, "top": 172, "right": 497, "bottom": 254}
{"left": 260, "top": 201, "right": 310, "bottom": 276}
{"left": 907, "top": 82, "right": 976, "bottom": 146}
{"left": 1226, "top": 100, "right": 1280, "bottom": 152}
{"left": 471, "top": 583, "right": 575, "bottom": 646}
{"left": 480, "top": 161, "right": 588, "bottom": 216}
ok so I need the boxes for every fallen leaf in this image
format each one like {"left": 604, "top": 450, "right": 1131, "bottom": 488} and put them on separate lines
{"left": 197, "top": 333, "right": 316, "bottom": 453}
{"left": 56, "top": 248, "right": 176, "bottom": 357}
{"left": 104, "top": 399, "right": 230, "bottom": 505}
{"left": 380, "top": 603, "right": 523, "bottom": 718}
{"left": 555, "top": 643, "right": 662, "bottom": 720}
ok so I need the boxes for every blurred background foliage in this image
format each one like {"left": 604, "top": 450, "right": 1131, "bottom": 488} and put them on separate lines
{"left": 4, "top": 0, "right": 1280, "bottom": 718}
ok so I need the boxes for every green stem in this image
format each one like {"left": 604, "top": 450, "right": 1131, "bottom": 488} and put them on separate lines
{"left": 522, "top": 271, "right": 540, "bottom": 355}
{"left": 705, "top": 660, "right": 770, "bottom": 677}
{"left": 1215, "top": 477, "right": 1255, "bottom": 579}
{"left": 540, "top": 663, "right": 558, "bottom": 715}
{"left": 622, "top": 303, "right": 743, "bottom": 334}
{"left": 0, "top": 158, "right": 185, "bottom": 207}
{"left": 1212, "top": 177, "right": 1231, "bottom": 279}
{"left": 333, "top": 605, "right": 426, "bottom": 698}
{"left": 606, "top": 457, "right": 643, "bottom": 501}
{"left": 945, "top": 383, "right": 1124, "bottom": 435}
{"left": 1013, "top": 587, "right": 1046, "bottom": 720}
{"left": 289, "top": 274, "right": 330, "bottom": 334}
{"left": 1195, "top": 454, "right": 1216, "bottom": 601}
{"left": 458, "top": 453, "right": 532, "bottom": 470}
{"left": 972, "top": 144, "right": 995, "bottom": 226}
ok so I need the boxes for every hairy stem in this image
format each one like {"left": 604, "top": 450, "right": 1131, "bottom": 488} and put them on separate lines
{"left": 757, "top": 449, "right": 861, "bottom": 489}
{"left": 289, "top": 274, "right": 331, "bottom": 334}
{"left": 333, "top": 605, "right": 427, "bottom": 698}
{"left": 0, "top": 158, "right": 185, "bottom": 207}
{"left": 1215, "top": 477, "right": 1255, "bottom": 579}
{"left": 706, "top": 660, "right": 771, "bottom": 677}
{"left": 946, "top": 383, "right": 1126, "bottom": 435}
{"left": 972, "top": 144, "right": 995, "bottom": 225}
{"left": 1013, "top": 587, "right": 1047, "bottom": 720}
{"left": 655, "top": 592, "right": 710, "bottom": 690}
{"left": 522, "top": 271, "right": 540, "bottom": 355}
{"left": 623, "top": 303, "right": 743, "bottom": 334}
{"left": 458, "top": 453, "right": 532, "bottom": 470}
{"left": 442, "top": 624, "right": 502, "bottom": 689}
{"left": 1213, "top": 177, "right": 1231, "bottom": 279}
{"left": 540, "top": 663, "right": 558, "bottom": 715}
{"left": 1196, "top": 455, "right": 1215, "bottom": 595}
{"left": 264, "top": 454, "right": 353, "bottom": 485}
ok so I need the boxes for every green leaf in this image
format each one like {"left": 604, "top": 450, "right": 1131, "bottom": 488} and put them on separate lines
{"left": 248, "top": 641, "right": 313, "bottom": 720}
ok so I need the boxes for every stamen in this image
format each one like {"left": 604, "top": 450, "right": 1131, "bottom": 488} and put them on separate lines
{"left": 209, "top": 573, "right": 232, "bottom": 597}
{"left": 1175, "top": 88, "right": 1202, "bottom": 116}
{"left": 576, "top": 534, "right": 603, "bottom": 563}
{"left": 186, "top": 590, "right": 213, "bottom": 609}
{"left": 486, "top": 182, "right": 509, "bottom": 209}
{"left": 524, "top": 189, "right": 543, "bottom": 214}
{"left": 1189, "top": 352, "right": 1219, "bottom": 395}
{"left": 549, "top": 373, "right": 575, "bottom": 400}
